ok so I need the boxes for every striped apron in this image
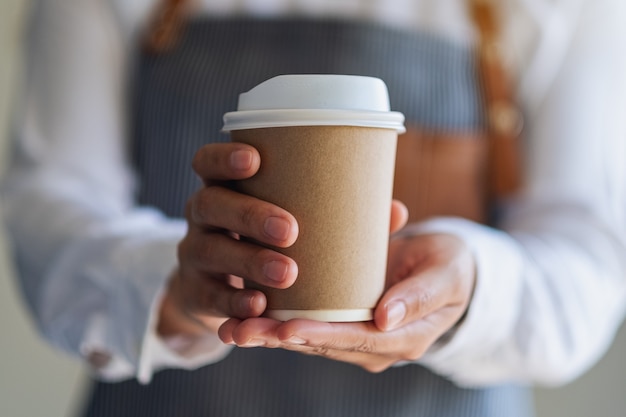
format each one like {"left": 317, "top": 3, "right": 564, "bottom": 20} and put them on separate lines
{"left": 82, "top": 18, "right": 534, "bottom": 417}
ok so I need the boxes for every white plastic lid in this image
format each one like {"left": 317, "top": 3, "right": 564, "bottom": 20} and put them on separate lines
{"left": 222, "top": 74, "right": 405, "bottom": 133}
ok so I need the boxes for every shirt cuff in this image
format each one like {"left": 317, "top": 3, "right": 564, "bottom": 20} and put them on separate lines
{"left": 64, "top": 214, "right": 231, "bottom": 382}
{"left": 73, "top": 218, "right": 233, "bottom": 383}
{"left": 137, "top": 288, "right": 233, "bottom": 384}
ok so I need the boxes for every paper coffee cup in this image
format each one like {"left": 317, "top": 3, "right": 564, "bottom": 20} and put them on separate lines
{"left": 223, "top": 75, "right": 405, "bottom": 322}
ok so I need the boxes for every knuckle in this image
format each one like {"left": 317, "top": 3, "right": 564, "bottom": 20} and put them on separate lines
{"left": 249, "top": 248, "right": 272, "bottom": 279}
{"left": 195, "top": 235, "right": 220, "bottom": 266}
{"left": 229, "top": 292, "right": 245, "bottom": 316}
{"left": 238, "top": 200, "right": 258, "bottom": 230}
{"left": 354, "top": 339, "right": 376, "bottom": 354}
{"left": 184, "top": 199, "right": 194, "bottom": 221}
{"left": 191, "top": 144, "right": 221, "bottom": 177}
{"left": 310, "top": 346, "right": 332, "bottom": 356}
{"left": 177, "top": 278, "right": 203, "bottom": 316}
{"left": 418, "top": 289, "right": 433, "bottom": 306}
{"left": 191, "top": 282, "right": 220, "bottom": 316}
{"left": 177, "top": 238, "right": 193, "bottom": 268}
{"left": 190, "top": 188, "right": 214, "bottom": 225}
{"left": 191, "top": 146, "right": 207, "bottom": 174}
{"left": 415, "top": 288, "right": 434, "bottom": 310}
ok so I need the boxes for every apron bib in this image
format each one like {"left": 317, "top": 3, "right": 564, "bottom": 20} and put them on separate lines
{"left": 83, "top": 18, "right": 532, "bottom": 417}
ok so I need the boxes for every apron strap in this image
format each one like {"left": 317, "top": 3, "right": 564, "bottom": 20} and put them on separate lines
{"left": 142, "top": 0, "right": 187, "bottom": 54}
{"left": 469, "top": 0, "right": 524, "bottom": 198}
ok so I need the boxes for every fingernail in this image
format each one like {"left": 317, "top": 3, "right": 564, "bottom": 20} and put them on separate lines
{"left": 230, "top": 149, "right": 253, "bottom": 171}
{"left": 386, "top": 301, "right": 407, "bottom": 331}
{"left": 264, "top": 216, "right": 291, "bottom": 241}
{"left": 263, "top": 260, "right": 289, "bottom": 283}
{"left": 286, "top": 336, "right": 306, "bottom": 345}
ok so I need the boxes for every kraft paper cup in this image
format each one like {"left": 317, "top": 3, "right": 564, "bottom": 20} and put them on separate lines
{"left": 223, "top": 75, "right": 405, "bottom": 322}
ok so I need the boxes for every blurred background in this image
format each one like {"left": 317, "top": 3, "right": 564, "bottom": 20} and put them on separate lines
{"left": 1, "top": 1, "right": 625, "bottom": 416}
{"left": 0, "top": 2, "right": 87, "bottom": 417}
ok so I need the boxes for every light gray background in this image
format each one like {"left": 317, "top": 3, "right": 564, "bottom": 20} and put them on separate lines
{"left": 1, "top": 1, "right": 624, "bottom": 416}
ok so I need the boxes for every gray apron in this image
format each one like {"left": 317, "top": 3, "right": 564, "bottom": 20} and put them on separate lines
{"left": 82, "top": 18, "right": 533, "bottom": 417}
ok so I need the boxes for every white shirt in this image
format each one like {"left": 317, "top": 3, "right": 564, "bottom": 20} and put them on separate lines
{"left": 3, "top": 0, "right": 626, "bottom": 387}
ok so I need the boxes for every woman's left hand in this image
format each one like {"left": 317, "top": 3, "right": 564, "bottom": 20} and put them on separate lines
{"left": 218, "top": 227, "right": 476, "bottom": 373}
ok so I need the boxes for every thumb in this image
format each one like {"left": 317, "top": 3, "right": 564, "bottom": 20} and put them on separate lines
{"left": 390, "top": 199, "right": 409, "bottom": 233}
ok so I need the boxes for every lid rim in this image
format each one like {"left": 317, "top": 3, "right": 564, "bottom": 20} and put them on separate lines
{"left": 222, "top": 109, "right": 406, "bottom": 133}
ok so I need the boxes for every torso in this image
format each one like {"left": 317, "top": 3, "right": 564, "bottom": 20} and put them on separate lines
{"left": 82, "top": 16, "right": 533, "bottom": 417}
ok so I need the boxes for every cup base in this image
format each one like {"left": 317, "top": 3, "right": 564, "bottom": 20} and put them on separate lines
{"left": 265, "top": 309, "right": 373, "bottom": 322}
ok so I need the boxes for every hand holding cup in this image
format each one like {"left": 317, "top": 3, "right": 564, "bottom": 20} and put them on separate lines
{"left": 158, "top": 142, "right": 299, "bottom": 339}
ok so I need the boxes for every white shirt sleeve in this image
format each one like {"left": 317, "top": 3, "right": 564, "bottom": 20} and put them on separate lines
{"left": 410, "top": 0, "right": 626, "bottom": 387}
{"left": 1, "top": 0, "right": 230, "bottom": 383}
{"left": 5, "top": 0, "right": 626, "bottom": 389}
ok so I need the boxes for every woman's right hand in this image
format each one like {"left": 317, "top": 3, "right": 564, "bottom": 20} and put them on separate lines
{"left": 157, "top": 142, "right": 299, "bottom": 339}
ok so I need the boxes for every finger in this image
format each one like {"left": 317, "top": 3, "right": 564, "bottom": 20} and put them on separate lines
{"left": 171, "top": 269, "right": 267, "bottom": 320}
{"left": 229, "top": 317, "right": 284, "bottom": 348}
{"left": 158, "top": 284, "right": 225, "bottom": 338}
{"left": 278, "top": 318, "right": 445, "bottom": 366}
{"left": 379, "top": 235, "right": 475, "bottom": 332}
{"left": 217, "top": 317, "right": 241, "bottom": 344}
{"left": 389, "top": 199, "right": 409, "bottom": 234}
{"left": 374, "top": 266, "right": 459, "bottom": 332}
{"left": 179, "top": 229, "right": 298, "bottom": 288}
{"left": 192, "top": 142, "right": 261, "bottom": 183}
{"left": 283, "top": 341, "right": 400, "bottom": 373}
{"left": 275, "top": 319, "right": 396, "bottom": 355}
{"left": 189, "top": 186, "right": 299, "bottom": 248}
